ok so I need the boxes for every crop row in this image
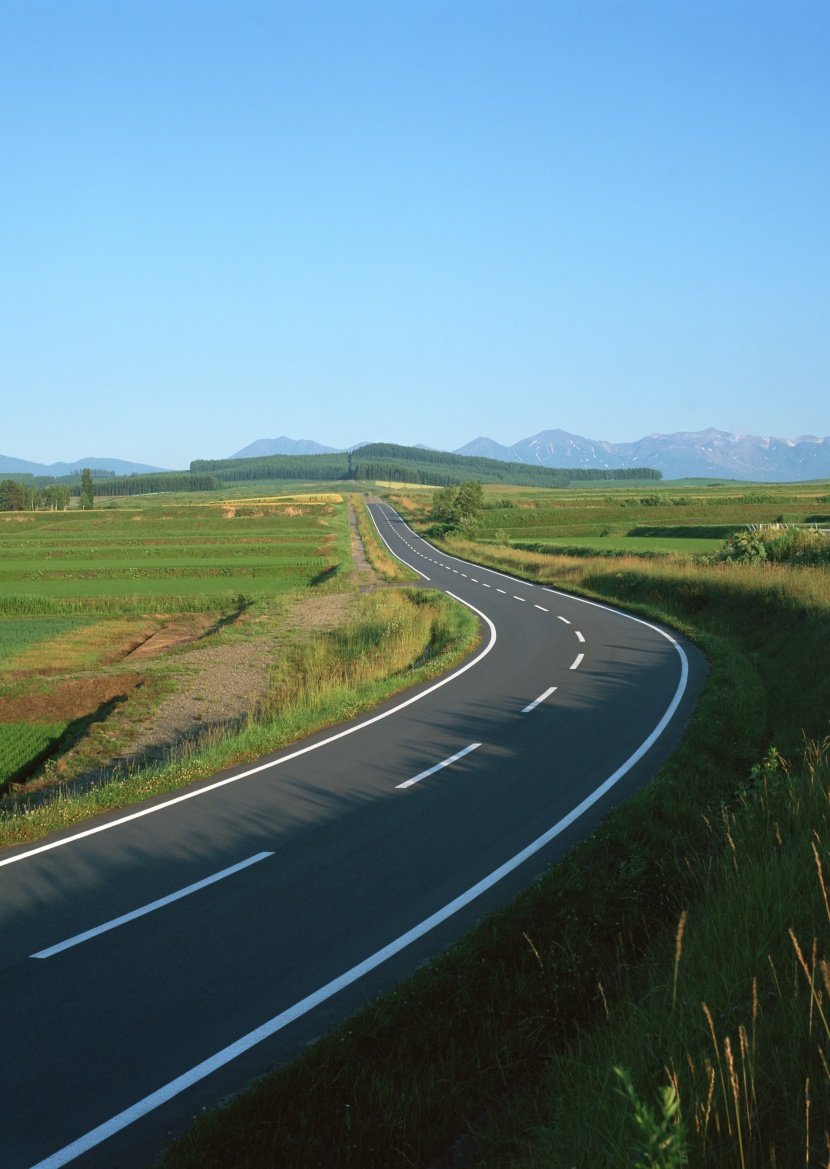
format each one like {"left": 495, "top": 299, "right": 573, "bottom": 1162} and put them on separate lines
{"left": 0, "top": 564, "right": 332, "bottom": 583}
{"left": 0, "top": 540, "right": 332, "bottom": 558}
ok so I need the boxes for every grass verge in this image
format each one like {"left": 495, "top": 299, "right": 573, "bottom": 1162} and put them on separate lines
{"left": 351, "top": 494, "right": 420, "bottom": 583}
{"left": 157, "top": 535, "right": 830, "bottom": 1169}
{"left": 0, "top": 589, "right": 478, "bottom": 850}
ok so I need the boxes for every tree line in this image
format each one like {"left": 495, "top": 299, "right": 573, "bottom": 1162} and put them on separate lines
{"left": 0, "top": 480, "right": 73, "bottom": 511}
{"left": 70, "top": 472, "right": 220, "bottom": 497}
{"left": 191, "top": 443, "right": 662, "bottom": 488}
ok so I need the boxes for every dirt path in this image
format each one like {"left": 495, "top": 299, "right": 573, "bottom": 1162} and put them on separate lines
{"left": 348, "top": 501, "right": 380, "bottom": 590}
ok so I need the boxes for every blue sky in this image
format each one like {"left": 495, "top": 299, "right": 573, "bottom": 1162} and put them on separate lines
{"left": 1, "top": 1, "right": 828, "bottom": 468}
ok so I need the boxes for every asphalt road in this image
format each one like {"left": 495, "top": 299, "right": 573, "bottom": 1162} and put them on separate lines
{"left": 0, "top": 504, "right": 706, "bottom": 1169}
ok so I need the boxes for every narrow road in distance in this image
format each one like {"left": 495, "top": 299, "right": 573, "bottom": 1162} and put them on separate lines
{"left": 0, "top": 504, "right": 706, "bottom": 1169}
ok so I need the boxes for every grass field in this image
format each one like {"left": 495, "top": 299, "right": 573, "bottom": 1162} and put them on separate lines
{"left": 386, "top": 479, "right": 830, "bottom": 554}
{"left": 508, "top": 534, "right": 723, "bottom": 554}
{"left": 0, "top": 721, "right": 69, "bottom": 788}
{"left": 0, "top": 495, "right": 353, "bottom": 796}
{"left": 0, "top": 499, "right": 349, "bottom": 610}
{"left": 0, "top": 617, "right": 88, "bottom": 664}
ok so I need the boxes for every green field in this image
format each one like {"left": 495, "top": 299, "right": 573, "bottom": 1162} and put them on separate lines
{"left": 386, "top": 479, "right": 830, "bottom": 554}
{"left": 0, "top": 721, "right": 69, "bottom": 788}
{"left": 0, "top": 617, "right": 87, "bottom": 663}
{"left": 0, "top": 499, "right": 350, "bottom": 611}
{"left": 0, "top": 494, "right": 353, "bottom": 786}
{"left": 507, "top": 534, "right": 723, "bottom": 554}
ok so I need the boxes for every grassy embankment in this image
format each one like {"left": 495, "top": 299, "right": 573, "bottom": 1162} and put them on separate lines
{"left": 349, "top": 493, "right": 420, "bottom": 583}
{"left": 0, "top": 495, "right": 477, "bottom": 845}
{"left": 159, "top": 512, "right": 830, "bottom": 1168}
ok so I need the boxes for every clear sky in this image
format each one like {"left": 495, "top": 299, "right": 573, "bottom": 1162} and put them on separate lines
{"left": 1, "top": 0, "right": 828, "bottom": 468}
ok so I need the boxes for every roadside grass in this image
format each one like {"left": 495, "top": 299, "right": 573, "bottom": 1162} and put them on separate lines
{"left": 350, "top": 495, "right": 420, "bottom": 583}
{"left": 475, "top": 742, "right": 830, "bottom": 1169}
{"left": 0, "top": 588, "right": 478, "bottom": 849}
{"left": 157, "top": 533, "right": 830, "bottom": 1169}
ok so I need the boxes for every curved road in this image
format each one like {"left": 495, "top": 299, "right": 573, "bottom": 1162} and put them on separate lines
{"left": 0, "top": 505, "right": 705, "bottom": 1169}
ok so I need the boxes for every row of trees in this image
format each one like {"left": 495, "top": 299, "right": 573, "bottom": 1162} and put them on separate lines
{"left": 71, "top": 472, "right": 218, "bottom": 497}
{"left": 192, "top": 443, "right": 662, "bottom": 488}
{"left": 0, "top": 479, "right": 73, "bottom": 511}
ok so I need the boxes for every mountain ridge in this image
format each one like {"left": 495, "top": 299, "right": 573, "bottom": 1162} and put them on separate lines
{"left": 457, "top": 427, "right": 830, "bottom": 481}
{"left": 0, "top": 455, "right": 168, "bottom": 477}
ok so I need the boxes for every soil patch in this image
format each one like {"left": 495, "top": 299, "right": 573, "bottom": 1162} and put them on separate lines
{"left": 0, "top": 674, "right": 146, "bottom": 723}
{"left": 125, "top": 616, "right": 216, "bottom": 660}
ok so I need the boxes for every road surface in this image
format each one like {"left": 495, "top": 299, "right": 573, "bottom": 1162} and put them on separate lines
{"left": 0, "top": 504, "right": 706, "bottom": 1168}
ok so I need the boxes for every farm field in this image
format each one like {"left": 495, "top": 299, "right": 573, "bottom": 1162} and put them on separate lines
{"left": 0, "top": 497, "right": 348, "bottom": 611}
{"left": 385, "top": 479, "right": 830, "bottom": 553}
{"left": 508, "top": 534, "right": 723, "bottom": 554}
{"left": 0, "top": 494, "right": 352, "bottom": 794}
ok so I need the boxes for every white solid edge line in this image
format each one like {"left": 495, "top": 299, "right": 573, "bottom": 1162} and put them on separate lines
{"left": 366, "top": 506, "right": 430, "bottom": 581}
{"left": 31, "top": 852, "right": 274, "bottom": 960}
{"left": 521, "top": 686, "right": 557, "bottom": 713}
{"left": 0, "top": 593, "right": 496, "bottom": 872}
{"left": 575, "top": 631, "right": 585, "bottom": 643}
{"left": 396, "top": 742, "right": 481, "bottom": 790}
{"left": 33, "top": 611, "right": 689, "bottom": 1169}
{"left": 570, "top": 653, "right": 584, "bottom": 670}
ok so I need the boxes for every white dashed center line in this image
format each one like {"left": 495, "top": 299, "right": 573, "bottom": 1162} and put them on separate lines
{"left": 557, "top": 616, "right": 571, "bottom": 625}
{"left": 513, "top": 595, "right": 526, "bottom": 602}
{"left": 521, "top": 686, "right": 557, "bottom": 713}
{"left": 570, "top": 653, "right": 584, "bottom": 670}
{"left": 575, "top": 631, "right": 585, "bottom": 643}
{"left": 396, "top": 743, "right": 482, "bottom": 790}
{"left": 534, "top": 605, "right": 548, "bottom": 612}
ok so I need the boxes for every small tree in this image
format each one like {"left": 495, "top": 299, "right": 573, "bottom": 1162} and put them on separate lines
{"left": 455, "top": 480, "right": 483, "bottom": 537}
{"left": 0, "top": 478, "right": 26, "bottom": 511}
{"left": 79, "top": 468, "right": 94, "bottom": 510}
{"left": 430, "top": 484, "right": 459, "bottom": 525}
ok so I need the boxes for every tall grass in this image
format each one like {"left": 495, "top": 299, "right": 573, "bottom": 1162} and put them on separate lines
{"left": 476, "top": 742, "right": 830, "bottom": 1168}
{"left": 0, "top": 589, "right": 478, "bottom": 849}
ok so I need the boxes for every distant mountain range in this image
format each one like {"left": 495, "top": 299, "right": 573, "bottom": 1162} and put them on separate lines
{"left": 230, "top": 428, "right": 830, "bottom": 481}
{"left": 0, "top": 455, "right": 168, "bottom": 477}
{"left": 6, "top": 427, "right": 829, "bottom": 483}
{"left": 454, "top": 428, "right": 830, "bottom": 481}
{"left": 229, "top": 437, "right": 381, "bottom": 459}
